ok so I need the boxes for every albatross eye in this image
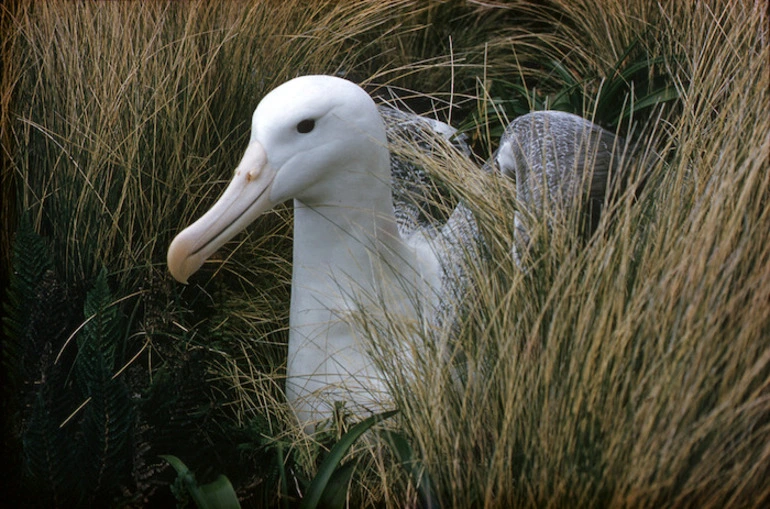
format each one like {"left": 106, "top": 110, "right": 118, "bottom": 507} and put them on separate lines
{"left": 296, "top": 119, "right": 315, "bottom": 134}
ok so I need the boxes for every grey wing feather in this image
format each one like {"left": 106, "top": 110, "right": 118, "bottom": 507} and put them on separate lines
{"left": 378, "top": 104, "right": 482, "bottom": 330}
{"left": 492, "top": 111, "right": 630, "bottom": 252}
{"left": 379, "top": 104, "right": 471, "bottom": 237}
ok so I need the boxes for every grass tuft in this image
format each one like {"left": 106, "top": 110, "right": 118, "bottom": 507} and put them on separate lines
{"left": 2, "top": 0, "right": 768, "bottom": 506}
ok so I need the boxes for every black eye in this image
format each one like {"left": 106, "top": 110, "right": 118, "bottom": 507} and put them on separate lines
{"left": 296, "top": 119, "right": 315, "bottom": 134}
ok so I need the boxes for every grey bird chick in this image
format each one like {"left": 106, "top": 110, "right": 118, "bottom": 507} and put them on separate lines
{"left": 494, "top": 111, "right": 629, "bottom": 257}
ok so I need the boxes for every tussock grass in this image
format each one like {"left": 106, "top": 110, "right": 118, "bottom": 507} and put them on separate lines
{"left": 3, "top": 0, "right": 433, "bottom": 290}
{"left": 2, "top": 0, "right": 768, "bottom": 506}
{"left": 363, "top": 2, "right": 770, "bottom": 507}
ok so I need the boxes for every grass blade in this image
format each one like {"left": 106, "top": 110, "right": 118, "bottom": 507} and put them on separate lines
{"left": 380, "top": 430, "right": 438, "bottom": 509}
{"left": 300, "top": 410, "right": 398, "bottom": 509}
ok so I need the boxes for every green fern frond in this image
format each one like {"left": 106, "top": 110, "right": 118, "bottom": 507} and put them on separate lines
{"left": 74, "top": 268, "right": 123, "bottom": 396}
{"left": 73, "top": 267, "right": 135, "bottom": 500}
{"left": 78, "top": 372, "right": 135, "bottom": 498}
{"left": 21, "top": 368, "right": 79, "bottom": 507}
{"left": 4, "top": 216, "right": 87, "bottom": 504}
{"left": 2, "top": 215, "right": 54, "bottom": 398}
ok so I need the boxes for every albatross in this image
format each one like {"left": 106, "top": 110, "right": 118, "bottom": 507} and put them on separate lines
{"left": 493, "top": 110, "right": 632, "bottom": 260}
{"left": 167, "top": 75, "right": 631, "bottom": 429}
{"left": 167, "top": 75, "right": 475, "bottom": 428}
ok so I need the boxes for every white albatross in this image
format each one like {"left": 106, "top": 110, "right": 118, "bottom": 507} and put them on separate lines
{"left": 167, "top": 75, "right": 473, "bottom": 428}
{"left": 167, "top": 75, "right": 633, "bottom": 429}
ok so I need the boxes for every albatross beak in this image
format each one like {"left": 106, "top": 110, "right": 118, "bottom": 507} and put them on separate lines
{"left": 167, "top": 141, "right": 277, "bottom": 283}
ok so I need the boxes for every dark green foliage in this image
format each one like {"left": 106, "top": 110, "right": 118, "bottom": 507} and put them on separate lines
{"left": 2, "top": 215, "right": 56, "bottom": 400}
{"left": 227, "top": 414, "right": 288, "bottom": 506}
{"left": 72, "top": 267, "right": 135, "bottom": 502}
{"left": 21, "top": 385, "right": 79, "bottom": 507}
{"left": 162, "top": 455, "right": 241, "bottom": 509}
{"left": 3, "top": 222, "right": 137, "bottom": 506}
{"left": 2, "top": 217, "right": 80, "bottom": 506}
{"left": 291, "top": 411, "right": 438, "bottom": 509}
{"left": 300, "top": 410, "right": 398, "bottom": 509}
{"left": 131, "top": 348, "right": 228, "bottom": 488}
{"left": 464, "top": 38, "right": 681, "bottom": 157}
{"left": 380, "top": 429, "right": 438, "bottom": 509}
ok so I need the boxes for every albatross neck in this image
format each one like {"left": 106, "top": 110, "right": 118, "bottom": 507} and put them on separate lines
{"left": 291, "top": 175, "right": 407, "bottom": 281}
{"left": 288, "top": 130, "right": 413, "bottom": 272}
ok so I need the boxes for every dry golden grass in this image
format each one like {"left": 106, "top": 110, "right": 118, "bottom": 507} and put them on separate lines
{"left": 365, "top": 2, "right": 770, "bottom": 507}
{"left": 2, "top": 0, "right": 768, "bottom": 507}
{"left": 2, "top": 0, "right": 437, "bottom": 288}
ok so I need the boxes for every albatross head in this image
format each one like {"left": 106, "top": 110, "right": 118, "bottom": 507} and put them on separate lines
{"left": 167, "top": 75, "right": 389, "bottom": 283}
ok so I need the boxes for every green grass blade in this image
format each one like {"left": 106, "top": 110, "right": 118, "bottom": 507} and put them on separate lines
{"left": 380, "top": 430, "right": 437, "bottom": 509}
{"left": 300, "top": 409, "right": 398, "bottom": 509}
{"left": 621, "top": 86, "right": 681, "bottom": 119}
{"left": 316, "top": 462, "right": 356, "bottom": 509}
{"left": 161, "top": 455, "right": 241, "bottom": 509}
{"left": 161, "top": 455, "right": 210, "bottom": 509}
{"left": 198, "top": 475, "right": 242, "bottom": 509}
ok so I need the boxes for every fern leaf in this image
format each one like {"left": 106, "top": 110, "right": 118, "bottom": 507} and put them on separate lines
{"left": 73, "top": 267, "right": 135, "bottom": 500}
{"left": 4, "top": 216, "right": 86, "bottom": 505}
{"left": 2, "top": 215, "right": 54, "bottom": 398}
{"left": 22, "top": 368, "right": 79, "bottom": 507}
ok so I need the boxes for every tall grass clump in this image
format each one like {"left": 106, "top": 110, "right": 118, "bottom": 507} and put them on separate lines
{"left": 5, "top": 0, "right": 446, "bottom": 291}
{"left": 2, "top": 0, "right": 768, "bottom": 506}
{"left": 363, "top": 1, "right": 770, "bottom": 507}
